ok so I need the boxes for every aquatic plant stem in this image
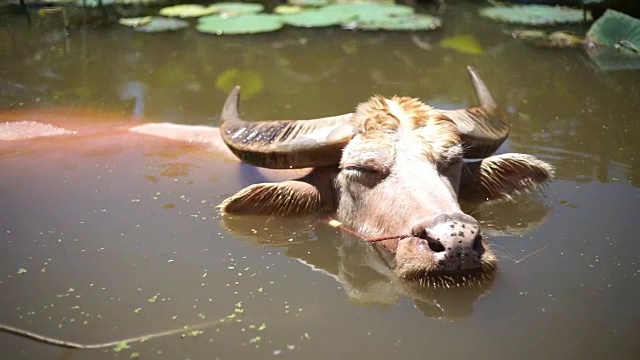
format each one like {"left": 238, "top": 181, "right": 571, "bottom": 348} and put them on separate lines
{"left": 514, "top": 245, "right": 549, "bottom": 264}
{"left": 0, "top": 319, "right": 223, "bottom": 350}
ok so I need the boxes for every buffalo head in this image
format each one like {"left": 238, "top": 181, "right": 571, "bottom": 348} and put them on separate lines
{"left": 218, "top": 67, "right": 553, "bottom": 284}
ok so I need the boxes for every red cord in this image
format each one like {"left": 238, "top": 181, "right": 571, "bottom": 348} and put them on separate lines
{"left": 323, "top": 217, "right": 412, "bottom": 243}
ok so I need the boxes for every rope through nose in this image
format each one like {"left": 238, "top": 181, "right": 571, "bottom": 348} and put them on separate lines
{"left": 323, "top": 217, "right": 412, "bottom": 243}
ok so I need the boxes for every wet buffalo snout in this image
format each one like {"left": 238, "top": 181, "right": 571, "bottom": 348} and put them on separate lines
{"left": 411, "top": 213, "right": 484, "bottom": 271}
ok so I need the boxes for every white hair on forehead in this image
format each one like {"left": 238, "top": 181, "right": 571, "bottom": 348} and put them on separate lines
{"left": 384, "top": 98, "right": 412, "bottom": 128}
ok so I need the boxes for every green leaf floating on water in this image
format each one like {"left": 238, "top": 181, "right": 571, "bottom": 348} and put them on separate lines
{"left": 134, "top": 17, "right": 189, "bottom": 32}
{"left": 287, "top": 0, "right": 328, "bottom": 7}
{"left": 585, "top": 9, "right": 640, "bottom": 71}
{"left": 586, "top": 9, "right": 640, "bottom": 50}
{"left": 198, "top": 14, "right": 282, "bottom": 34}
{"left": 212, "top": 2, "right": 265, "bottom": 17}
{"left": 215, "top": 68, "right": 263, "bottom": 100}
{"left": 280, "top": 9, "right": 357, "bottom": 28}
{"left": 309, "top": 3, "right": 440, "bottom": 31}
{"left": 119, "top": 17, "right": 152, "bottom": 27}
{"left": 159, "top": 4, "right": 217, "bottom": 18}
{"left": 480, "top": 5, "right": 584, "bottom": 26}
{"left": 76, "top": 0, "right": 114, "bottom": 7}
{"left": 274, "top": 5, "right": 303, "bottom": 15}
{"left": 509, "top": 29, "right": 583, "bottom": 49}
{"left": 113, "top": 341, "right": 130, "bottom": 352}
{"left": 357, "top": 14, "right": 441, "bottom": 31}
{"left": 163, "top": 2, "right": 441, "bottom": 34}
{"left": 323, "top": 3, "right": 415, "bottom": 21}
{"left": 440, "top": 34, "right": 485, "bottom": 55}
{"left": 82, "top": 0, "right": 167, "bottom": 5}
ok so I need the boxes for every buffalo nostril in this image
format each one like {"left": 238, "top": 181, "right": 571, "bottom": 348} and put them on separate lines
{"left": 427, "top": 238, "right": 445, "bottom": 253}
{"left": 416, "top": 235, "right": 445, "bottom": 253}
{"left": 472, "top": 234, "right": 483, "bottom": 253}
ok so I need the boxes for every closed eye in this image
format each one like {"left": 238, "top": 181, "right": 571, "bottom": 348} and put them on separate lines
{"left": 341, "top": 165, "right": 390, "bottom": 186}
{"left": 343, "top": 166, "right": 379, "bottom": 174}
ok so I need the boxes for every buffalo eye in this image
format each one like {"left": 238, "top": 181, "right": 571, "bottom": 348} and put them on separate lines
{"left": 341, "top": 163, "right": 389, "bottom": 187}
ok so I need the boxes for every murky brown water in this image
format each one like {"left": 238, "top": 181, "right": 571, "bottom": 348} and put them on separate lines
{"left": 2, "top": 2, "right": 640, "bottom": 359}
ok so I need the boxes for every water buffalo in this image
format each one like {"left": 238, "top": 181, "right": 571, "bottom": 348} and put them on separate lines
{"left": 215, "top": 67, "right": 554, "bottom": 282}
{"left": 0, "top": 67, "right": 553, "bottom": 285}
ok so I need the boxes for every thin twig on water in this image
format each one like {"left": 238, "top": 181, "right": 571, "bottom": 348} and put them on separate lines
{"left": 0, "top": 318, "right": 223, "bottom": 350}
{"left": 514, "top": 245, "right": 549, "bottom": 264}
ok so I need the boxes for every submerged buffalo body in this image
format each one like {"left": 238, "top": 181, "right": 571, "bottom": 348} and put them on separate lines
{"left": 216, "top": 67, "right": 553, "bottom": 281}
{"left": 1, "top": 67, "right": 553, "bottom": 283}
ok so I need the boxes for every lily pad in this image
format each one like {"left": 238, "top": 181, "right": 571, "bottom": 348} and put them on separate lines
{"left": 287, "top": 0, "right": 328, "bottom": 7}
{"left": 323, "top": 3, "right": 414, "bottom": 20}
{"left": 114, "top": 0, "right": 160, "bottom": 3}
{"left": 510, "top": 29, "right": 584, "bottom": 48}
{"left": 274, "top": 5, "right": 303, "bottom": 15}
{"left": 585, "top": 9, "right": 640, "bottom": 70}
{"left": 82, "top": 0, "right": 163, "bottom": 5}
{"left": 586, "top": 46, "right": 640, "bottom": 71}
{"left": 280, "top": 9, "right": 357, "bottom": 28}
{"left": 159, "top": 4, "right": 217, "bottom": 18}
{"left": 480, "top": 5, "right": 584, "bottom": 26}
{"left": 134, "top": 17, "right": 189, "bottom": 32}
{"left": 312, "top": 3, "right": 433, "bottom": 31}
{"left": 357, "top": 14, "right": 441, "bottom": 31}
{"left": 509, "top": 29, "right": 547, "bottom": 41}
{"left": 76, "top": 0, "right": 114, "bottom": 7}
{"left": 216, "top": 68, "right": 263, "bottom": 100}
{"left": 119, "top": 17, "right": 152, "bottom": 27}
{"left": 544, "top": 31, "right": 584, "bottom": 48}
{"left": 212, "top": 2, "right": 265, "bottom": 17}
{"left": 440, "top": 34, "right": 485, "bottom": 55}
{"left": 586, "top": 9, "right": 640, "bottom": 50}
{"left": 197, "top": 14, "right": 283, "bottom": 35}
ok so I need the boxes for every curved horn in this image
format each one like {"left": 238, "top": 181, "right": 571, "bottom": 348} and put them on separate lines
{"left": 438, "top": 66, "right": 510, "bottom": 159}
{"left": 220, "top": 86, "right": 354, "bottom": 169}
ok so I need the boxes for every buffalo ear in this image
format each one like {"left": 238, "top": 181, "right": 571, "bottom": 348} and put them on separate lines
{"left": 459, "top": 153, "right": 554, "bottom": 201}
{"left": 220, "top": 180, "right": 325, "bottom": 216}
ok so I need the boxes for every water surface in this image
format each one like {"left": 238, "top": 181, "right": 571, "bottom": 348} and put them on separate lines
{"left": 1, "top": 2, "right": 640, "bottom": 359}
